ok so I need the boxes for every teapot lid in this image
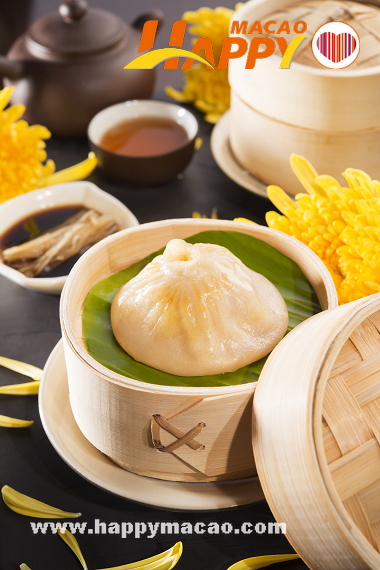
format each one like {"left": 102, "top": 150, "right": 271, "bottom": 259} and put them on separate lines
{"left": 28, "top": 0, "right": 125, "bottom": 55}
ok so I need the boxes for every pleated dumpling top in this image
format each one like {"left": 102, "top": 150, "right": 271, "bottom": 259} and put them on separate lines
{"left": 111, "top": 239, "right": 288, "bottom": 376}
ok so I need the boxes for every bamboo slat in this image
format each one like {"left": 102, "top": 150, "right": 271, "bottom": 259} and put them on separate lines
{"left": 343, "top": 496, "right": 377, "bottom": 549}
{"left": 322, "top": 424, "right": 342, "bottom": 463}
{"left": 330, "top": 339, "right": 362, "bottom": 376}
{"left": 323, "top": 375, "right": 373, "bottom": 454}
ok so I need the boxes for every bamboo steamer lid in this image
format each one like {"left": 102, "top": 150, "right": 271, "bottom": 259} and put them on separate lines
{"left": 253, "top": 292, "right": 380, "bottom": 569}
{"left": 264, "top": 0, "right": 380, "bottom": 71}
{"left": 229, "top": 0, "right": 380, "bottom": 133}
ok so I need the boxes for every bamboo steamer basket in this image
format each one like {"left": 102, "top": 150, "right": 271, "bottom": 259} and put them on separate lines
{"left": 254, "top": 292, "right": 380, "bottom": 569}
{"left": 60, "top": 219, "right": 337, "bottom": 483}
{"left": 230, "top": 91, "right": 380, "bottom": 196}
{"left": 228, "top": 0, "right": 380, "bottom": 195}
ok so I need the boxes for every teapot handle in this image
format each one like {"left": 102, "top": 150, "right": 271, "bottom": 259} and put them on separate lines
{"left": 0, "top": 57, "right": 23, "bottom": 80}
{"left": 131, "top": 9, "right": 165, "bottom": 34}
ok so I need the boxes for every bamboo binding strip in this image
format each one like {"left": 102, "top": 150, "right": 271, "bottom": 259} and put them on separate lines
{"left": 254, "top": 293, "right": 380, "bottom": 569}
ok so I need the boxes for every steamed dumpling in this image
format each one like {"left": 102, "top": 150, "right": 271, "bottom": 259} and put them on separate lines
{"left": 111, "top": 239, "right": 288, "bottom": 376}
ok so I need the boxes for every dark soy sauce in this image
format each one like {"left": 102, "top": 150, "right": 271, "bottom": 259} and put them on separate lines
{"left": 0, "top": 205, "right": 85, "bottom": 278}
{"left": 100, "top": 116, "right": 189, "bottom": 157}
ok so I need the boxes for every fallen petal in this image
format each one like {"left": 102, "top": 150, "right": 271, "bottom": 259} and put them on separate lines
{"left": 96, "top": 542, "right": 183, "bottom": 570}
{"left": 58, "top": 528, "right": 88, "bottom": 570}
{"left": 2, "top": 486, "right": 81, "bottom": 518}
{"left": 227, "top": 553, "right": 300, "bottom": 570}
{"left": 0, "top": 356, "right": 42, "bottom": 380}
{"left": 0, "top": 415, "right": 33, "bottom": 428}
{"left": 0, "top": 380, "right": 40, "bottom": 395}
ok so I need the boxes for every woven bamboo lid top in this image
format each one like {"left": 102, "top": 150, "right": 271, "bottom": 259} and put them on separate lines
{"left": 320, "top": 309, "right": 380, "bottom": 552}
{"left": 263, "top": 0, "right": 380, "bottom": 69}
{"left": 253, "top": 294, "right": 380, "bottom": 569}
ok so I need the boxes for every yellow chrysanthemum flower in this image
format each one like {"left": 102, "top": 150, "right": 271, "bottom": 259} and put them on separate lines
{"left": 0, "top": 87, "right": 97, "bottom": 204}
{"left": 166, "top": 6, "right": 242, "bottom": 123}
{"left": 265, "top": 154, "right": 380, "bottom": 305}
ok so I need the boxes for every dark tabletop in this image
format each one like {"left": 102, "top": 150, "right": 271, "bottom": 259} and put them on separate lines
{"left": 0, "top": 1, "right": 308, "bottom": 568}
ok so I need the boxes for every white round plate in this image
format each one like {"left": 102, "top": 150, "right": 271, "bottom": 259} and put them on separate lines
{"left": 39, "top": 340, "right": 265, "bottom": 511}
{"left": 210, "top": 111, "right": 268, "bottom": 199}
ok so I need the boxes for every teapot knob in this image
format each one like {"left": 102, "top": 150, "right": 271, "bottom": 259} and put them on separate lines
{"left": 59, "top": 0, "right": 88, "bottom": 23}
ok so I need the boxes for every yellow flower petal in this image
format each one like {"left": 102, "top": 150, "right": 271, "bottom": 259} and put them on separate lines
{"left": 96, "top": 542, "right": 183, "bottom": 570}
{"left": 41, "top": 159, "right": 56, "bottom": 177}
{"left": 195, "top": 99, "right": 215, "bottom": 113}
{"left": 20, "top": 564, "right": 32, "bottom": 570}
{"left": 2, "top": 485, "right": 81, "bottom": 518}
{"left": 344, "top": 168, "right": 376, "bottom": 194}
{"left": 58, "top": 528, "right": 182, "bottom": 570}
{"left": 193, "top": 208, "right": 218, "bottom": 219}
{"left": 0, "top": 86, "right": 93, "bottom": 203}
{"left": 26, "top": 124, "right": 51, "bottom": 140}
{"left": 166, "top": 5, "right": 234, "bottom": 121}
{"left": 36, "top": 152, "right": 97, "bottom": 188}
{"left": 290, "top": 154, "right": 323, "bottom": 196}
{"left": 0, "top": 86, "right": 15, "bottom": 111}
{"left": 227, "top": 554, "right": 299, "bottom": 570}
{"left": 314, "top": 174, "right": 341, "bottom": 191}
{"left": 164, "top": 86, "right": 192, "bottom": 103}
{"left": 58, "top": 528, "right": 88, "bottom": 570}
{"left": 372, "top": 180, "right": 380, "bottom": 197}
{"left": 0, "top": 356, "right": 43, "bottom": 380}
{"left": 265, "top": 154, "right": 380, "bottom": 304}
{"left": 267, "top": 185, "right": 295, "bottom": 215}
{"left": 195, "top": 137, "right": 203, "bottom": 150}
{"left": 234, "top": 217, "right": 257, "bottom": 224}
{"left": 0, "top": 380, "right": 40, "bottom": 395}
{"left": 0, "top": 415, "right": 33, "bottom": 428}
{"left": 4, "top": 104, "right": 26, "bottom": 124}
{"left": 204, "top": 113, "right": 222, "bottom": 123}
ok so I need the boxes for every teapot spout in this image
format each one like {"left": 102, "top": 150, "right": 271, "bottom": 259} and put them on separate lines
{"left": 0, "top": 57, "right": 24, "bottom": 80}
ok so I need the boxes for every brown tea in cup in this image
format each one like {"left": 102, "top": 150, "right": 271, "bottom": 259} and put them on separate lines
{"left": 99, "top": 117, "right": 188, "bottom": 157}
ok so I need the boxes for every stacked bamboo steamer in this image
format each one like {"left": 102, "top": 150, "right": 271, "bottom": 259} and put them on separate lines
{"left": 228, "top": 0, "right": 380, "bottom": 195}
{"left": 254, "top": 292, "right": 380, "bottom": 569}
{"left": 60, "top": 219, "right": 336, "bottom": 483}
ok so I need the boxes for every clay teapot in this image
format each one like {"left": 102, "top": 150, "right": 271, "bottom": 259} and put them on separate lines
{"left": 0, "top": 0, "right": 164, "bottom": 136}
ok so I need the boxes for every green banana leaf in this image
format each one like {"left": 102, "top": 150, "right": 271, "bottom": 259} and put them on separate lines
{"left": 82, "top": 230, "right": 321, "bottom": 388}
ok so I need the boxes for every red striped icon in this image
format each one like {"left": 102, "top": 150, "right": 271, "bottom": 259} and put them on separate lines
{"left": 316, "top": 32, "right": 356, "bottom": 63}
{"left": 312, "top": 22, "right": 360, "bottom": 69}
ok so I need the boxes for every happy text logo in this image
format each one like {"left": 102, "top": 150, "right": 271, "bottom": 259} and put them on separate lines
{"left": 124, "top": 19, "right": 308, "bottom": 70}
